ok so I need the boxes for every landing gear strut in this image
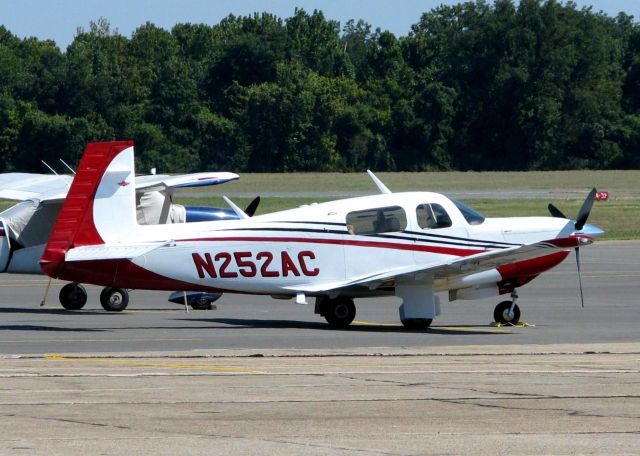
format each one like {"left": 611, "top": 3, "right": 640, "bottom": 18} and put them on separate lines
{"left": 100, "top": 287, "right": 129, "bottom": 312}
{"left": 317, "top": 297, "right": 356, "bottom": 328}
{"left": 494, "top": 291, "right": 521, "bottom": 325}
{"left": 59, "top": 282, "right": 88, "bottom": 310}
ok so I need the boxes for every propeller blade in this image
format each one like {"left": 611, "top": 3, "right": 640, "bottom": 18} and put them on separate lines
{"left": 575, "top": 247, "right": 584, "bottom": 308}
{"left": 548, "top": 203, "right": 567, "bottom": 219}
{"left": 575, "top": 188, "right": 597, "bottom": 230}
{"left": 244, "top": 196, "right": 261, "bottom": 217}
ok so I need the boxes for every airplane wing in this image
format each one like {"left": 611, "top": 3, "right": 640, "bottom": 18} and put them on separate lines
{"left": 286, "top": 236, "right": 592, "bottom": 294}
{"left": 0, "top": 171, "right": 240, "bottom": 202}
{"left": 0, "top": 173, "right": 73, "bottom": 202}
{"left": 134, "top": 172, "right": 240, "bottom": 192}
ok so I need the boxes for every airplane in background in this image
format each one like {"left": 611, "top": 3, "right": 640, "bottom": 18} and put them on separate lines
{"left": 40, "top": 141, "right": 604, "bottom": 329}
{"left": 0, "top": 163, "right": 256, "bottom": 311}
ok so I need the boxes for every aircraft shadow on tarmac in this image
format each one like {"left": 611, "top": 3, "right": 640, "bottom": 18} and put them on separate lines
{"left": 178, "top": 318, "right": 509, "bottom": 335}
{"left": 0, "top": 324, "right": 104, "bottom": 332}
{"left": 0, "top": 307, "right": 97, "bottom": 316}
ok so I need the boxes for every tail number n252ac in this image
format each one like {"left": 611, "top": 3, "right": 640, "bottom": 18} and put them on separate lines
{"left": 192, "top": 251, "right": 319, "bottom": 279}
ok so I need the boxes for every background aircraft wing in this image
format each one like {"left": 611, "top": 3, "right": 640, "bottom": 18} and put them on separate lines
{"left": 135, "top": 172, "right": 240, "bottom": 193}
{"left": 0, "top": 171, "right": 239, "bottom": 202}
{"left": 0, "top": 173, "right": 72, "bottom": 202}
{"left": 286, "top": 236, "right": 592, "bottom": 294}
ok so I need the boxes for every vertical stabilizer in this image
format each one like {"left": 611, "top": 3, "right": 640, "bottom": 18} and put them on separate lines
{"left": 40, "top": 141, "right": 135, "bottom": 278}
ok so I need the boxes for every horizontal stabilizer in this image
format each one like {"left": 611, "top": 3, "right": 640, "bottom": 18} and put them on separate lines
{"left": 0, "top": 173, "right": 72, "bottom": 202}
{"left": 65, "top": 243, "right": 166, "bottom": 262}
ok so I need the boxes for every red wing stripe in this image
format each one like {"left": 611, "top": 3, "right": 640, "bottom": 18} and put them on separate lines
{"left": 177, "top": 236, "right": 486, "bottom": 257}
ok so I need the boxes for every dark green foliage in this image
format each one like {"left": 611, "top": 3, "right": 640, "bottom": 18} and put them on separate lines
{"left": 1, "top": 3, "right": 640, "bottom": 173}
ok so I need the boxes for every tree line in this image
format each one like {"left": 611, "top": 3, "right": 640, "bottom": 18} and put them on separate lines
{"left": 1, "top": 0, "right": 640, "bottom": 173}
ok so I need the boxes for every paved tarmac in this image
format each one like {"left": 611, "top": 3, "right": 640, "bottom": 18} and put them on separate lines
{"left": 0, "top": 241, "right": 639, "bottom": 454}
{"left": 1, "top": 345, "right": 639, "bottom": 455}
{"left": 0, "top": 241, "right": 638, "bottom": 354}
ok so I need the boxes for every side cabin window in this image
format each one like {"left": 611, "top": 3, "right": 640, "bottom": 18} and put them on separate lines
{"left": 416, "top": 203, "right": 452, "bottom": 229}
{"left": 346, "top": 206, "right": 407, "bottom": 235}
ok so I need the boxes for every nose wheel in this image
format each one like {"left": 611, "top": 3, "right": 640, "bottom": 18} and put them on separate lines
{"left": 494, "top": 292, "right": 521, "bottom": 325}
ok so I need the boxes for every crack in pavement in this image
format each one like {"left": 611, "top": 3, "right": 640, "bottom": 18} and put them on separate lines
{"left": 431, "top": 397, "right": 640, "bottom": 421}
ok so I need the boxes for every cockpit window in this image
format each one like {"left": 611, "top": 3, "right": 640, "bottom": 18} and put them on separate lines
{"left": 346, "top": 206, "right": 407, "bottom": 235}
{"left": 416, "top": 203, "right": 452, "bottom": 229}
{"left": 450, "top": 198, "right": 485, "bottom": 225}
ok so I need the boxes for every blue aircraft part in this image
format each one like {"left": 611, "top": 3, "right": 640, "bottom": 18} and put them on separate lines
{"left": 168, "top": 291, "right": 223, "bottom": 306}
{"left": 185, "top": 206, "right": 239, "bottom": 223}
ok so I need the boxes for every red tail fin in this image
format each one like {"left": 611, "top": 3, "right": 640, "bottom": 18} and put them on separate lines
{"left": 40, "top": 141, "right": 133, "bottom": 278}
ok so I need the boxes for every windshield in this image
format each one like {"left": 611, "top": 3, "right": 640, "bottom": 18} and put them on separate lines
{"left": 450, "top": 198, "right": 485, "bottom": 225}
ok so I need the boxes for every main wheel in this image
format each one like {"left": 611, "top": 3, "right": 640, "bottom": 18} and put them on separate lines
{"left": 190, "top": 296, "right": 213, "bottom": 310}
{"left": 401, "top": 318, "right": 432, "bottom": 330}
{"left": 494, "top": 300, "right": 520, "bottom": 324}
{"left": 59, "top": 282, "right": 88, "bottom": 310}
{"left": 100, "top": 287, "right": 129, "bottom": 312}
{"left": 323, "top": 297, "right": 356, "bottom": 328}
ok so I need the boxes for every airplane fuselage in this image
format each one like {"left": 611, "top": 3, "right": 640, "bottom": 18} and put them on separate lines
{"left": 50, "top": 192, "right": 575, "bottom": 299}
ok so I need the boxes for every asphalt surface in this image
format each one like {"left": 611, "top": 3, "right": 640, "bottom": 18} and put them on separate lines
{"left": 0, "top": 241, "right": 638, "bottom": 354}
{"left": 1, "top": 241, "right": 639, "bottom": 455}
{"left": 2, "top": 346, "right": 639, "bottom": 455}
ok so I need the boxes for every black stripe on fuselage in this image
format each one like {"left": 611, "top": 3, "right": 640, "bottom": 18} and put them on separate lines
{"left": 219, "top": 226, "right": 517, "bottom": 250}
{"left": 268, "top": 221, "right": 519, "bottom": 247}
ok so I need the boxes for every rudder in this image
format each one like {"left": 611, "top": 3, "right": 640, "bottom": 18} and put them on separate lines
{"left": 40, "top": 141, "right": 135, "bottom": 278}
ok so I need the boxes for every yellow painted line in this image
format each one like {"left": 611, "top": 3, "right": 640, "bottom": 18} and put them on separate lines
{"left": 45, "top": 354, "right": 259, "bottom": 373}
{"left": 352, "top": 320, "right": 400, "bottom": 327}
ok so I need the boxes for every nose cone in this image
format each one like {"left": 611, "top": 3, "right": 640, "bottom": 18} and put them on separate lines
{"left": 577, "top": 223, "right": 605, "bottom": 238}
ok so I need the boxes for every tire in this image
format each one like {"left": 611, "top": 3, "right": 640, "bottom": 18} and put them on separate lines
{"left": 494, "top": 300, "right": 520, "bottom": 324}
{"left": 59, "top": 282, "right": 88, "bottom": 310}
{"left": 190, "top": 296, "right": 212, "bottom": 310}
{"left": 100, "top": 287, "right": 129, "bottom": 312}
{"left": 323, "top": 297, "right": 356, "bottom": 328}
{"left": 401, "top": 318, "right": 432, "bottom": 330}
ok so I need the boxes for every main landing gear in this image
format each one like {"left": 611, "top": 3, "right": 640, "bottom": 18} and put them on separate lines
{"left": 58, "top": 283, "right": 129, "bottom": 312}
{"left": 316, "top": 296, "right": 356, "bottom": 328}
{"left": 494, "top": 291, "right": 521, "bottom": 325}
{"left": 59, "top": 282, "right": 88, "bottom": 310}
{"left": 100, "top": 287, "right": 130, "bottom": 312}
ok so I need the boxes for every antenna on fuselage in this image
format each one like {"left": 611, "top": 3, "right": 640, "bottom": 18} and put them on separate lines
{"left": 59, "top": 158, "right": 76, "bottom": 175}
{"left": 41, "top": 160, "right": 58, "bottom": 175}
{"left": 367, "top": 170, "right": 392, "bottom": 194}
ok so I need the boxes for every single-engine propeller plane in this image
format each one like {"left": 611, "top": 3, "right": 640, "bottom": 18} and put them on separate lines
{"left": 40, "top": 141, "right": 603, "bottom": 328}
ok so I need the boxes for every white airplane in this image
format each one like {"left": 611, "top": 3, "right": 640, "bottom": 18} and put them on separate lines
{"left": 40, "top": 141, "right": 603, "bottom": 328}
{"left": 0, "top": 160, "right": 243, "bottom": 311}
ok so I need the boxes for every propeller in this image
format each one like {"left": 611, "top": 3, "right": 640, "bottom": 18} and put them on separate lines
{"left": 547, "top": 188, "right": 597, "bottom": 308}
{"left": 575, "top": 188, "right": 597, "bottom": 231}
{"left": 244, "top": 196, "right": 261, "bottom": 217}
{"left": 547, "top": 203, "right": 566, "bottom": 219}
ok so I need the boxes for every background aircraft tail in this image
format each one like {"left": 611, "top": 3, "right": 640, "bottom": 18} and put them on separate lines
{"left": 40, "top": 141, "right": 136, "bottom": 278}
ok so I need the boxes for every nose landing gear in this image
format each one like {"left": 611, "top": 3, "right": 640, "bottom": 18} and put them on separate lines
{"left": 494, "top": 291, "right": 521, "bottom": 325}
